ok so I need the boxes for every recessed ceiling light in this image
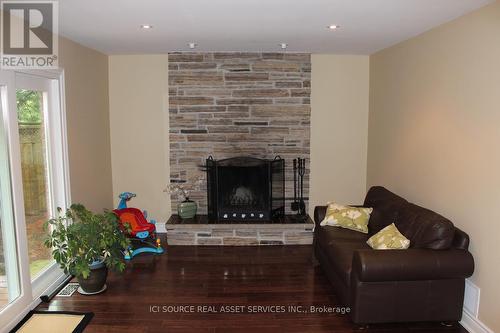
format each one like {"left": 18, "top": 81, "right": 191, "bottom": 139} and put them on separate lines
{"left": 188, "top": 42, "right": 197, "bottom": 49}
{"left": 140, "top": 24, "right": 153, "bottom": 29}
{"left": 328, "top": 25, "right": 340, "bottom": 30}
{"left": 280, "top": 43, "right": 288, "bottom": 50}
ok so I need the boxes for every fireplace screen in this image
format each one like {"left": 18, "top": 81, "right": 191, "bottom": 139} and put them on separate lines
{"left": 206, "top": 156, "right": 284, "bottom": 222}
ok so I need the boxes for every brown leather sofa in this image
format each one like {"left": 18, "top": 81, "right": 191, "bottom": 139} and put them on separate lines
{"left": 314, "top": 186, "right": 474, "bottom": 324}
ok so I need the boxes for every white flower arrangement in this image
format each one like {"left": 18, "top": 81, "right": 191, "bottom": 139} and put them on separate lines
{"left": 164, "top": 175, "right": 204, "bottom": 201}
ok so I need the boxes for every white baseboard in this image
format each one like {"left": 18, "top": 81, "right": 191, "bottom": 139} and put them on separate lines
{"left": 460, "top": 310, "right": 494, "bottom": 333}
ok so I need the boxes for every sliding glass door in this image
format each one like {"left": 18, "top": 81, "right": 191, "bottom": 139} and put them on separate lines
{"left": 16, "top": 78, "right": 55, "bottom": 282}
{"left": 0, "top": 70, "right": 69, "bottom": 330}
{"left": 0, "top": 70, "right": 32, "bottom": 330}
{"left": 15, "top": 73, "right": 70, "bottom": 298}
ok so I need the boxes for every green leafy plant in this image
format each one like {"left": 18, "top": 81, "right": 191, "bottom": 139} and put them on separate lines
{"left": 44, "top": 204, "right": 130, "bottom": 279}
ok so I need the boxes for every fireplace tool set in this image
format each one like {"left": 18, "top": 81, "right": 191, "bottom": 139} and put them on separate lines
{"left": 291, "top": 157, "right": 307, "bottom": 217}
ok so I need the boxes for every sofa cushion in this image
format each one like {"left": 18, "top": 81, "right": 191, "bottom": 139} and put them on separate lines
{"left": 317, "top": 225, "right": 369, "bottom": 247}
{"left": 352, "top": 248, "right": 474, "bottom": 282}
{"left": 367, "top": 223, "right": 410, "bottom": 250}
{"left": 363, "top": 186, "right": 408, "bottom": 234}
{"left": 396, "top": 203, "right": 455, "bottom": 250}
{"left": 324, "top": 240, "right": 371, "bottom": 286}
{"left": 320, "top": 204, "right": 372, "bottom": 234}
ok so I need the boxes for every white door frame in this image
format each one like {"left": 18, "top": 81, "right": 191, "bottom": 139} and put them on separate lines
{"left": 0, "top": 68, "right": 71, "bottom": 333}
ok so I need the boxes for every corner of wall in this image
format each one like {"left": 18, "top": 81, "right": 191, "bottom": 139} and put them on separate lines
{"left": 310, "top": 54, "right": 370, "bottom": 210}
{"left": 59, "top": 36, "right": 114, "bottom": 211}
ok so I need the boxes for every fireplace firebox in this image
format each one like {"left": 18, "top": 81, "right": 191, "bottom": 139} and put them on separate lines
{"left": 206, "top": 156, "right": 285, "bottom": 222}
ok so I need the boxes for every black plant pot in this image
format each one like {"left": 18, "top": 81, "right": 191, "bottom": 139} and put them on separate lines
{"left": 77, "top": 262, "right": 108, "bottom": 295}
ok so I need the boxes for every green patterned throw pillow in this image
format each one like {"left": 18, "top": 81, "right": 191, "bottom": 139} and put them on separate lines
{"left": 367, "top": 223, "right": 410, "bottom": 250}
{"left": 320, "top": 202, "right": 373, "bottom": 234}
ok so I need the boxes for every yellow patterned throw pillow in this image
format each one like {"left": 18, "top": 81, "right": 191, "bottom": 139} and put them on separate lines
{"left": 320, "top": 202, "right": 373, "bottom": 234}
{"left": 367, "top": 223, "right": 410, "bottom": 250}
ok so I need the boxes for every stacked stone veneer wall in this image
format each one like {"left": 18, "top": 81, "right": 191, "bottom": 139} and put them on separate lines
{"left": 168, "top": 52, "right": 311, "bottom": 214}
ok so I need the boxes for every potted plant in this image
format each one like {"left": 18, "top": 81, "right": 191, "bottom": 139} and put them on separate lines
{"left": 164, "top": 175, "right": 204, "bottom": 219}
{"left": 44, "top": 204, "right": 130, "bottom": 295}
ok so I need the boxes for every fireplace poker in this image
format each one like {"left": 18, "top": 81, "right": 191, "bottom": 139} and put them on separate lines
{"left": 291, "top": 158, "right": 299, "bottom": 211}
{"left": 298, "top": 158, "right": 306, "bottom": 216}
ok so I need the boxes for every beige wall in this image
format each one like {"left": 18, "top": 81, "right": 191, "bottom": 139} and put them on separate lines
{"left": 109, "top": 55, "right": 170, "bottom": 228}
{"left": 106, "top": 54, "right": 369, "bottom": 223}
{"left": 368, "top": 2, "right": 500, "bottom": 331}
{"left": 310, "top": 55, "right": 370, "bottom": 213}
{"left": 58, "top": 36, "right": 113, "bottom": 211}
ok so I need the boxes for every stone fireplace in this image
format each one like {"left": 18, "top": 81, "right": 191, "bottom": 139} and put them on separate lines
{"left": 167, "top": 52, "right": 313, "bottom": 245}
{"left": 168, "top": 52, "right": 311, "bottom": 215}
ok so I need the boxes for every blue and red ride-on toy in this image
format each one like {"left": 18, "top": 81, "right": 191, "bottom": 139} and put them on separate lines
{"left": 113, "top": 192, "right": 164, "bottom": 260}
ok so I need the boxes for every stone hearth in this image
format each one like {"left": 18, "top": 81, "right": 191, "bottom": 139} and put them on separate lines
{"left": 166, "top": 215, "right": 314, "bottom": 246}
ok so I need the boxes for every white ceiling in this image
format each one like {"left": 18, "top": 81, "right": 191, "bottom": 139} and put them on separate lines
{"left": 59, "top": 0, "right": 493, "bottom": 55}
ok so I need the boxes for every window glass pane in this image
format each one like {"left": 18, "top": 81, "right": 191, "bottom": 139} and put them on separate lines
{"left": 0, "top": 87, "right": 21, "bottom": 310}
{"left": 0, "top": 204, "right": 15, "bottom": 309}
{"left": 0, "top": 220, "right": 5, "bottom": 308}
{"left": 16, "top": 89, "right": 53, "bottom": 279}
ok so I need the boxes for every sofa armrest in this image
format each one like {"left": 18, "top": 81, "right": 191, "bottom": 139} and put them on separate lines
{"left": 352, "top": 249, "right": 474, "bottom": 282}
{"left": 314, "top": 206, "right": 327, "bottom": 226}
{"left": 453, "top": 227, "right": 470, "bottom": 250}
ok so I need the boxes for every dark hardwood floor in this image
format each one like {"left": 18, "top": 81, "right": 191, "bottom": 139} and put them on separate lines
{"left": 37, "top": 242, "right": 468, "bottom": 333}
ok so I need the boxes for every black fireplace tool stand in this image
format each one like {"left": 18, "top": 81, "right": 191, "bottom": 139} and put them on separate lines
{"left": 291, "top": 157, "right": 308, "bottom": 221}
